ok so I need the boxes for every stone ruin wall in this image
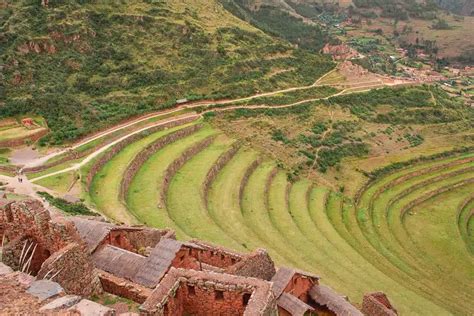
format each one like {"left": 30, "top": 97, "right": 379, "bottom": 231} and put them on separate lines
{"left": 362, "top": 293, "right": 398, "bottom": 316}
{"left": 170, "top": 248, "right": 201, "bottom": 271}
{"left": 36, "top": 242, "right": 102, "bottom": 296}
{"left": 119, "top": 124, "right": 203, "bottom": 202}
{"left": 168, "top": 282, "right": 254, "bottom": 316}
{"left": 85, "top": 116, "right": 198, "bottom": 189}
{"left": 0, "top": 200, "right": 102, "bottom": 296}
{"left": 106, "top": 228, "right": 168, "bottom": 255}
{"left": 141, "top": 269, "right": 277, "bottom": 316}
{"left": 225, "top": 249, "right": 276, "bottom": 282}
{"left": 160, "top": 136, "right": 216, "bottom": 206}
{"left": 187, "top": 241, "right": 243, "bottom": 269}
{"left": 98, "top": 270, "right": 152, "bottom": 304}
{"left": 201, "top": 143, "right": 240, "bottom": 207}
{"left": 283, "top": 273, "right": 317, "bottom": 303}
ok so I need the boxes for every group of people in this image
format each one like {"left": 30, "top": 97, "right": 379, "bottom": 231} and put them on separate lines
{"left": 16, "top": 168, "right": 24, "bottom": 183}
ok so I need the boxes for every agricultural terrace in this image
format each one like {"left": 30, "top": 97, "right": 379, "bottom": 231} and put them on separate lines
{"left": 21, "top": 81, "right": 473, "bottom": 316}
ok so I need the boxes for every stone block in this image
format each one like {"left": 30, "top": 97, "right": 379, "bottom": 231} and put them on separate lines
{"left": 69, "top": 299, "right": 115, "bottom": 316}
{"left": 39, "top": 295, "right": 81, "bottom": 311}
{"left": 0, "top": 262, "right": 13, "bottom": 275}
{"left": 27, "top": 279, "right": 64, "bottom": 301}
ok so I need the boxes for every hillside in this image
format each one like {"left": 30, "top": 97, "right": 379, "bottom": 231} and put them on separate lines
{"left": 0, "top": 0, "right": 334, "bottom": 145}
{"left": 435, "top": 0, "right": 474, "bottom": 16}
{"left": 234, "top": 0, "right": 474, "bottom": 62}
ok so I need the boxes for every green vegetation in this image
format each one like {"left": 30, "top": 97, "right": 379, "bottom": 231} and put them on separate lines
{"left": 327, "top": 85, "right": 473, "bottom": 124}
{"left": 351, "top": 0, "right": 439, "bottom": 20}
{"left": 37, "top": 191, "right": 94, "bottom": 216}
{"left": 74, "top": 108, "right": 473, "bottom": 314}
{"left": 1, "top": 1, "right": 333, "bottom": 144}
{"left": 90, "top": 123, "right": 195, "bottom": 224}
{"left": 220, "top": 0, "right": 330, "bottom": 51}
{"left": 35, "top": 171, "right": 76, "bottom": 194}
{"left": 126, "top": 126, "right": 217, "bottom": 238}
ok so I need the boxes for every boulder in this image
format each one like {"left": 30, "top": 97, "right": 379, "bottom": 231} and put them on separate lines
{"left": 69, "top": 299, "right": 115, "bottom": 316}
{"left": 27, "top": 279, "right": 64, "bottom": 301}
{"left": 39, "top": 295, "right": 81, "bottom": 311}
{"left": 0, "top": 262, "right": 13, "bottom": 275}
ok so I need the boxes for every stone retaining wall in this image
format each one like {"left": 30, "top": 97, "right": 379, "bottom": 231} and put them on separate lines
{"left": 239, "top": 160, "right": 260, "bottom": 203}
{"left": 202, "top": 143, "right": 240, "bottom": 207}
{"left": 0, "top": 129, "right": 49, "bottom": 148}
{"left": 85, "top": 116, "right": 198, "bottom": 190}
{"left": 263, "top": 167, "right": 278, "bottom": 211}
{"left": 160, "top": 136, "right": 216, "bottom": 206}
{"left": 400, "top": 178, "right": 474, "bottom": 220}
{"left": 119, "top": 124, "right": 202, "bottom": 202}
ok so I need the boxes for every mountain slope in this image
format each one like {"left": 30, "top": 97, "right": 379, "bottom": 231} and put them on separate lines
{"left": 0, "top": 0, "right": 334, "bottom": 144}
{"left": 435, "top": 0, "right": 474, "bottom": 16}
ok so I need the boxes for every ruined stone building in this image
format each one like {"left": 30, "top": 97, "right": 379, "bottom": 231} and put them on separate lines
{"left": 0, "top": 199, "right": 398, "bottom": 315}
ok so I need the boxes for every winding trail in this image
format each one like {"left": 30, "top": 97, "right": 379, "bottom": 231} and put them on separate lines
{"left": 25, "top": 72, "right": 416, "bottom": 183}
{"left": 29, "top": 113, "right": 199, "bottom": 182}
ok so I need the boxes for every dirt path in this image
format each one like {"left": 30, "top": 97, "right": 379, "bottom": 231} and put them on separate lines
{"left": 0, "top": 174, "right": 53, "bottom": 209}
{"left": 30, "top": 113, "right": 200, "bottom": 182}
{"left": 27, "top": 76, "right": 420, "bottom": 183}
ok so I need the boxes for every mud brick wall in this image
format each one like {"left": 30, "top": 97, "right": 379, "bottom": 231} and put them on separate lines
{"left": 119, "top": 124, "right": 202, "bottom": 202}
{"left": 98, "top": 270, "right": 152, "bottom": 304}
{"left": 160, "top": 136, "right": 216, "bottom": 205}
{"left": 202, "top": 143, "right": 240, "bottom": 207}
{"left": 362, "top": 293, "right": 398, "bottom": 316}
{"left": 85, "top": 116, "right": 198, "bottom": 189}
{"left": 37, "top": 243, "right": 102, "bottom": 296}
{"left": 226, "top": 249, "right": 276, "bottom": 281}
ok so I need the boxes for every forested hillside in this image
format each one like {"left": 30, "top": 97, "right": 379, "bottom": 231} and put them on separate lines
{"left": 0, "top": 0, "right": 333, "bottom": 144}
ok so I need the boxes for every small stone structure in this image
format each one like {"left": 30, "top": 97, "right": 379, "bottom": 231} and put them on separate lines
{"left": 0, "top": 200, "right": 101, "bottom": 296}
{"left": 140, "top": 268, "right": 277, "bottom": 315}
{"left": 0, "top": 199, "right": 398, "bottom": 315}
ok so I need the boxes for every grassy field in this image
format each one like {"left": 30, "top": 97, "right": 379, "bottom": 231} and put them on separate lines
{"left": 35, "top": 171, "right": 77, "bottom": 195}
